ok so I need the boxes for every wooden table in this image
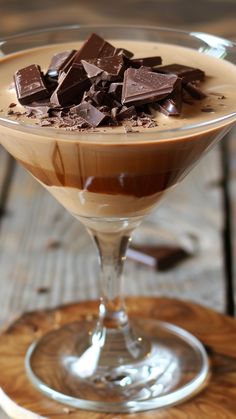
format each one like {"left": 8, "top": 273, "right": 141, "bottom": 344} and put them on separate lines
{"left": 0, "top": 0, "right": 236, "bottom": 417}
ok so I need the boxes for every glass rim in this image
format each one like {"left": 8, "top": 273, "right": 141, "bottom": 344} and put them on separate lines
{"left": 0, "top": 23, "right": 236, "bottom": 144}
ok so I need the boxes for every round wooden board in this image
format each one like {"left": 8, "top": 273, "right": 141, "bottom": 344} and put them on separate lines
{"left": 0, "top": 297, "right": 236, "bottom": 419}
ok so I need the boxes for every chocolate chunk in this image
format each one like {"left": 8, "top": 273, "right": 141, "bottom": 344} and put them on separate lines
{"left": 117, "top": 105, "right": 137, "bottom": 120}
{"left": 108, "top": 83, "right": 123, "bottom": 102}
{"left": 50, "top": 64, "right": 91, "bottom": 106}
{"left": 73, "top": 33, "right": 116, "bottom": 64}
{"left": 122, "top": 67, "right": 179, "bottom": 106}
{"left": 101, "top": 92, "right": 119, "bottom": 108}
{"left": 131, "top": 56, "right": 162, "bottom": 68}
{"left": 155, "top": 80, "right": 182, "bottom": 116}
{"left": 183, "top": 82, "right": 207, "bottom": 100}
{"left": 14, "top": 64, "right": 49, "bottom": 105}
{"left": 81, "top": 55, "right": 125, "bottom": 81}
{"left": 115, "top": 48, "right": 134, "bottom": 59}
{"left": 71, "top": 102, "right": 107, "bottom": 127}
{"left": 156, "top": 63, "right": 205, "bottom": 83}
{"left": 128, "top": 245, "right": 189, "bottom": 271}
{"left": 47, "top": 50, "right": 76, "bottom": 78}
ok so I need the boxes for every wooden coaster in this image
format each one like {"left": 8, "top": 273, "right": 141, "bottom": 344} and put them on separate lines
{"left": 0, "top": 297, "right": 236, "bottom": 418}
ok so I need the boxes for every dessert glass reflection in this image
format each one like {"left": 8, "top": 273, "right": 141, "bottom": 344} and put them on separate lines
{"left": 0, "top": 26, "right": 236, "bottom": 413}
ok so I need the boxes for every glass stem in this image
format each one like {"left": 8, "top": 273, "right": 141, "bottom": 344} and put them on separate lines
{"left": 80, "top": 217, "right": 142, "bottom": 332}
{"left": 93, "top": 230, "right": 131, "bottom": 329}
{"left": 78, "top": 217, "right": 150, "bottom": 366}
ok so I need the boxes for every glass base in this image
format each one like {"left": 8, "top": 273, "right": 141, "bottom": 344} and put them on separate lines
{"left": 25, "top": 318, "right": 209, "bottom": 413}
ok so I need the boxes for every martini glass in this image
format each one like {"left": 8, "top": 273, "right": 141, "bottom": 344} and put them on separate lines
{"left": 0, "top": 26, "right": 236, "bottom": 413}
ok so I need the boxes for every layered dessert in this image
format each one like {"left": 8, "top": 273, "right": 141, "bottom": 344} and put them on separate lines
{"left": 0, "top": 34, "right": 236, "bottom": 218}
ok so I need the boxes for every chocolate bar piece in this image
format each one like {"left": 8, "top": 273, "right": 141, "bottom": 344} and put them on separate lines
{"left": 131, "top": 56, "right": 162, "bottom": 68}
{"left": 73, "top": 33, "right": 116, "bottom": 64}
{"left": 128, "top": 245, "right": 189, "bottom": 271}
{"left": 81, "top": 55, "right": 125, "bottom": 81}
{"left": 156, "top": 81, "right": 182, "bottom": 116}
{"left": 184, "top": 82, "right": 207, "bottom": 100}
{"left": 47, "top": 50, "right": 76, "bottom": 78}
{"left": 122, "top": 67, "right": 178, "bottom": 106}
{"left": 50, "top": 64, "right": 91, "bottom": 106}
{"left": 108, "top": 82, "right": 123, "bottom": 101}
{"left": 14, "top": 64, "right": 49, "bottom": 105}
{"left": 117, "top": 105, "right": 137, "bottom": 120}
{"left": 71, "top": 102, "right": 107, "bottom": 127}
{"left": 115, "top": 48, "right": 134, "bottom": 59}
{"left": 156, "top": 63, "right": 205, "bottom": 83}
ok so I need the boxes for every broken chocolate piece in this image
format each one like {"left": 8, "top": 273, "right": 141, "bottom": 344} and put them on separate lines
{"left": 14, "top": 64, "right": 49, "bottom": 105}
{"left": 128, "top": 245, "right": 189, "bottom": 271}
{"left": 81, "top": 55, "right": 125, "bottom": 81}
{"left": 50, "top": 64, "right": 91, "bottom": 106}
{"left": 71, "top": 102, "right": 107, "bottom": 127}
{"left": 47, "top": 50, "right": 76, "bottom": 78}
{"left": 115, "top": 48, "right": 134, "bottom": 59}
{"left": 122, "top": 67, "right": 179, "bottom": 106}
{"left": 183, "top": 82, "right": 207, "bottom": 100}
{"left": 73, "top": 33, "right": 116, "bottom": 64}
{"left": 108, "top": 83, "right": 123, "bottom": 102}
{"left": 155, "top": 80, "right": 182, "bottom": 116}
{"left": 156, "top": 63, "right": 205, "bottom": 83}
{"left": 117, "top": 105, "right": 137, "bottom": 120}
{"left": 131, "top": 56, "right": 162, "bottom": 68}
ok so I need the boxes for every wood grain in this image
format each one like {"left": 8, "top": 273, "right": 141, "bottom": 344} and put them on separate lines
{"left": 0, "top": 149, "right": 15, "bottom": 219}
{"left": 0, "top": 297, "right": 236, "bottom": 418}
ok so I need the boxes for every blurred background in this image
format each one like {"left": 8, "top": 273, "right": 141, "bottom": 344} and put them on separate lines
{"left": 0, "top": 0, "right": 236, "bottom": 39}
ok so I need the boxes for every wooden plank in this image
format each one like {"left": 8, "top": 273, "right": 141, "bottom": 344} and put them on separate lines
{"left": 0, "top": 148, "right": 15, "bottom": 219}
{"left": 228, "top": 128, "right": 236, "bottom": 314}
